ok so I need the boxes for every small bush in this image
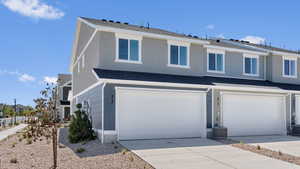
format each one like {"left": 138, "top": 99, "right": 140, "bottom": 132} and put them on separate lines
{"left": 129, "top": 156, "right": 134, "bottom": 162}
{"left": 11, "top": 142, "right": 17, "bottom": 148}
{"left": 239, "top": 141, "right": 244, "bottom": 144}
{"left": 10, "top": 158, "right": 18, "bottom": 163}
{"left": 76, "top": 147, "right": 86, "bottom": 153}
{"left": 121, "top": 148, "right": 129, "bottom": 155}
{"left": 59, "top": 144, "right": 66, "bottom": 149}
{"left": 26, "top": 139, "right": 32, "bottom": 145}
{"left": 114, "top": 145, "right": 118, "bottom": 149}
{"left": 68, "top": 104, "right": 96, "bottom": 143}
{"left": 257, "top": 145, "right": 261, "bottom": 150}
{"left": 18, "top": 138, "right": 23, "bottom": 142}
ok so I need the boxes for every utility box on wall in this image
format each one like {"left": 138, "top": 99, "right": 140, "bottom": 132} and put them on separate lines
{"left": 212, "top": 127, "right": 227, "bottom": 139}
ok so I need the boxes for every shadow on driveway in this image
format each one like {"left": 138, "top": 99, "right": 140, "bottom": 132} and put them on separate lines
{"left": 120, "top": 137, "right": 225, "bottom": 151}
{"left": 58, "top": 127, "right": 121, "bottom": 158}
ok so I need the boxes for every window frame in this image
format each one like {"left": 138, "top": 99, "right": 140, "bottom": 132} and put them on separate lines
{"left": 282, "top": 56, "right": 297, "bottom": 78}
{"left": 115, "top": 33, "right": 142, "bottom": 64}
{"left": 207, "top": 49, "right": 225, "bottom": 73}
{"left": 243, "top": 54, "right": 259, "bottom": 77}
{"left": 167, "top": 40, "right": 190, "bottom": 69}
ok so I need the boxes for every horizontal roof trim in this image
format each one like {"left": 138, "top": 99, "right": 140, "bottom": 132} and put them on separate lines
{"left": 204, "top": 45, "right": 268, "bottom": 56}
{"left": 79, "top": 17, "right": 209, "bottom": 45}
{"left": 93, "top": 69, "right": 300, "bottom": 93}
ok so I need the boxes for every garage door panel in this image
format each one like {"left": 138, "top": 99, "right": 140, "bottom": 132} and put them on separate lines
{"left": 117, "top": 88, "right": 206, "bottom": 140}
{"left": 222, "top": 93, "right": 286, "bottom": 136}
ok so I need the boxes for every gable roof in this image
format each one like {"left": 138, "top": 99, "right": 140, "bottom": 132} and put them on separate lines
{"left": 80, "top": 17, "right": 206, "bottom": 42}
{"left": 79, "top": 17, "right": 267, "bottom": 54}
{"left": 93, "top": 68, "right": 300, "bottom": 92}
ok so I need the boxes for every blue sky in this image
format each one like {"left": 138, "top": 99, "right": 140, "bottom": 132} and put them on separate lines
{"left": 0, "top": 0, "right": 299, "bottom": 106}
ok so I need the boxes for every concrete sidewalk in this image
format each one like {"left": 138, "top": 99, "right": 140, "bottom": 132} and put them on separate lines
{"left": 121, "top": 138, "right": 300, "bottom": 169}
{"left": 0, "top": 124, "right": 28, "bottom": 141}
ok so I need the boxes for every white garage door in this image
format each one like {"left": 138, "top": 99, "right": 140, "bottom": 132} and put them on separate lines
{"left": 116, "top": 87, "right": 207, "bottom": 140}
{"left": 221, "top": 92, "right": 286, "bottom": 136}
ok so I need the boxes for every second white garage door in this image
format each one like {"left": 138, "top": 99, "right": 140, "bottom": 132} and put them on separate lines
{"left": 221, "top": 92, "right": 286, "bottom": 136}
{"left": 116, "top": 87, "right": 207, "bottom": 140}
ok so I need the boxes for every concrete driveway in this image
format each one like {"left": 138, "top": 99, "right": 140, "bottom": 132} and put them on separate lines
{"left": 231, "top": 135, "right": 300, "bottom": 157}
{"left": 120, "top": 138, "right": 300, "bottom": 169}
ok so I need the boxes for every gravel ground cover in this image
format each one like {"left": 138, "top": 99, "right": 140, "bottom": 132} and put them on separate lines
{"left": 0, "top": 127, "right": 154, "bottom": 169}
{"left": 217, "top": 139, "right": 300, "bottom": 166}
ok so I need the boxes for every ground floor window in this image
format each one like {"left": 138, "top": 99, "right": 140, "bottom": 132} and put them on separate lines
{"left": 64, "top": 107, "right": 71, "bottom": 121}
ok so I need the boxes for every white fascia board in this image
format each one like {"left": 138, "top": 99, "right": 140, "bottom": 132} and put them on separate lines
{"left": 220, "top": 91, "right": 287, "bottom": 97}
{"left": 115, "top": 86, "right": 207, "bottom": 94}
{"left": 204, "top": 45, "right": 268, "bottom": 56}
{"left": 99, "top": 78, "right": 210, "bottom": 89}
{"left": 72, "top": 29, "right": 97, "bottom": 68}
{"left": 72, "top": 81, "right": 103, "bottom": 98}
{"left": 213, "top": 85, "right": 290, "bottom": 94}
{"left": 272, "top": 51, "right": 300, "bottom": 57}
{"left": 92, "top": 69, "right": 101, "bottom": 80}
{"left": 97, "top": 78, "right": 300, "bottom": 94}
{"left": 79, "top": 18, "right": 209, "bottom": 45}
{"left": 70, "top": 20, "right": 82, "bottom": 72}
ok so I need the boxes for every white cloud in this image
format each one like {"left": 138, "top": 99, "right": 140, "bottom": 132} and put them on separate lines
{"left": 1, "top": 0, "right": 64, "bottom": 19}
{"left": 19, "top": 73, "right": 35, "bottom": 82}
{"left": 241, "top": 36, "right": 265, "bottom": 44}
{"left": 0, "top": 69, "right": 20, "bottom": 76}
{"left": 43, "top": 76, "right": 57, "bottom": 84}
{"left": 0, "top": 69, "right": 36, "bottom": 83}
{"left": 205, "top": 24, "right": 215, "bottom": 30}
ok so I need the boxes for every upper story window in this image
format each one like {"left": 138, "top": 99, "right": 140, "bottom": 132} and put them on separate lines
{"left": 243, "top": 54, "right": 259, "bottom": 76}
{"left": 116, "top": 33, "right": 142, "bottom": 63}
{"left": 207, "top": 49, "right": 225, "bottom": 73}
{"left": 168, "top": 40, "right": 190, "bottom": 68}
{"left": 283, "top": 56, "right": 297, "bottom": 78}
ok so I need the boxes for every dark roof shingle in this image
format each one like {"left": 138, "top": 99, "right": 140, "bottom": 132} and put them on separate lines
{"left": 93, "top": 69, "right": 300, "bottom": 91}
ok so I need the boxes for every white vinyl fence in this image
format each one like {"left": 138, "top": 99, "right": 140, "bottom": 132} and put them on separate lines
{"left": 0, "top": 116, "right": 27, "bottom": 127}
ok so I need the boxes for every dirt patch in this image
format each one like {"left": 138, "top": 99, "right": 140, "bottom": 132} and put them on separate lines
{"left": 217, "top": 139, "right": 300, "bottom": 166}
{"left": 0, "top": 128, "right": 155, "bottom": 169}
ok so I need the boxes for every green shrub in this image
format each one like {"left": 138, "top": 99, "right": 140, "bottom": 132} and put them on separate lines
{"left": 257, "top": 145, "right": 261, "bottom": 150}
{"left": 76, "top": 147, "right": 85, "bottom": 153}
{"left": 10, "top": 158, "right": 18, "bottom": 163}
{"left": 68, "top": 104, "right": 95, "bottom": 143}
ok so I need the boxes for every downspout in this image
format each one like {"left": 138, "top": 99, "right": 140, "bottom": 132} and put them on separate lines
{"left": 211, "top": 88, "right": 214, "bottom": 128}
{"left": 290, "top": 93, "right": 292, "bottom": 133}
{"left": 101, "top": 83, "right": 106, "bottom": 144}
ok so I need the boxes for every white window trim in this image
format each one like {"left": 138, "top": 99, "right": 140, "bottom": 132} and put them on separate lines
{"left": 243, "top": 54, "right": 259, "bottom": 77}
{"left": 207, "top": 48, "right": 225, "bottom": 74}
{"left": 167, "top": 40, "right": 190, "bottom": 69}
{"left": 115, "top": 33, "right": 142, "bottom": 64}
{"left": 282, "top": 56, "right": 297, "bottom": 78}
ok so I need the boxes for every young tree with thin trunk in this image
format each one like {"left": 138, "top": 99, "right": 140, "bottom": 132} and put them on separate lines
{"left": 23, "top": 83, "right": 59, "bottom": 169}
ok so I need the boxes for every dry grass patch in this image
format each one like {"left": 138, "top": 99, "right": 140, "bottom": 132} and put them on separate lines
{"left": 0, "top": 128, "right": 155, "bottom": 169}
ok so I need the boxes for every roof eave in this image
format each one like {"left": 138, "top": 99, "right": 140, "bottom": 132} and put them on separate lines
{"left": 79, "top": 17, "right": 209, "bottom": 45}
